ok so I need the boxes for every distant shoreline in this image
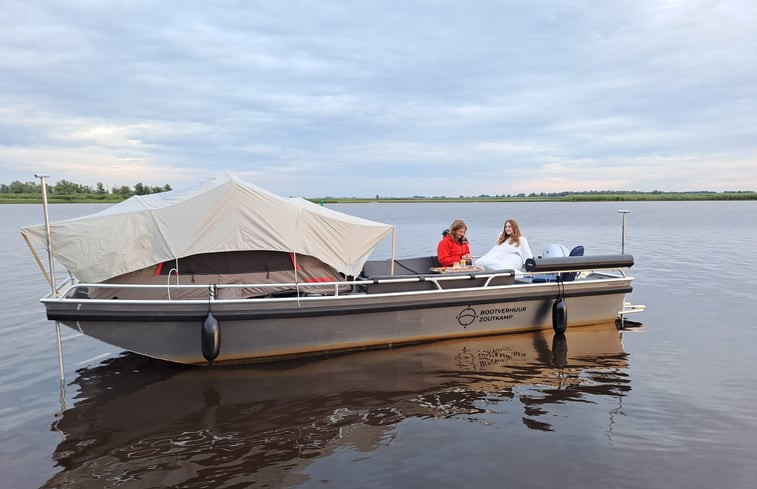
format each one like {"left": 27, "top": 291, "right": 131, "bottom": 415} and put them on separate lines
{"left": 2, "top": 191, "right": 756, "bottom": 204}
{"left": 313, "top": 193, "right": 757, "bottom": 204}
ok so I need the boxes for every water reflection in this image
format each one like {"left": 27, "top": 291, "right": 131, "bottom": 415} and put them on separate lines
{"left": 44, "top": 323, "right": 630, "bottom": 488}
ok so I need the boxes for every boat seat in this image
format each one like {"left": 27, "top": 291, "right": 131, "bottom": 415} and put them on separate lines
{"left": 361, "top": 256, "right": 440, "bottom": 277}
{"left": 363, "top": 275, "right": 439, "bottom": 294}
{"left": 363, "top": 269, "right": 514, "bottom": 294}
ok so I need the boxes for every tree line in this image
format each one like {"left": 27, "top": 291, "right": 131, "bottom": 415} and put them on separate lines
{"left": 3, "top": 179, "right": 755, "bottom": 202}
{"left": 0, "top": 179, "right": 172, "bottom": 196}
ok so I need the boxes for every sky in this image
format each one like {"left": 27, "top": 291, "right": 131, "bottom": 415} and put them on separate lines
{"left": 1, "top": 0, "right": 756, "bottom": 197}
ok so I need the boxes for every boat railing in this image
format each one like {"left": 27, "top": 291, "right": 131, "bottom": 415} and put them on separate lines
{"left": 49, "top": 258, "right": 633, "bottom": 302}
{"left": 53, "top": 270, "right": 518, "bottom": 300}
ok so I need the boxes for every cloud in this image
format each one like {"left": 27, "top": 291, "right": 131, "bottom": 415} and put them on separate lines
{"left": 1, "top": 0, "right": 755, "bottom": 196}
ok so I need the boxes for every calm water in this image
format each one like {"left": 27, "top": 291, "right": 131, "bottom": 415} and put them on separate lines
{"left": 1, "top": 201, "right": 756, "bottom": 488}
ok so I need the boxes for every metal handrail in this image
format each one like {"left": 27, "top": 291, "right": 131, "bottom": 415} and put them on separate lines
{"left": 49, "top": 264, "right": 634, "bottom": 301}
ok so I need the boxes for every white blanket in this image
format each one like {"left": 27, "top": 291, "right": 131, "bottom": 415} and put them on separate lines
{"left": 474, "top": 237, "right": 533, "bottom": 272}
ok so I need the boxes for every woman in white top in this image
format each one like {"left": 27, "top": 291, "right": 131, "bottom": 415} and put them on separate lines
{"left": 474, "top": 219, "right": 533, "bottom": 272}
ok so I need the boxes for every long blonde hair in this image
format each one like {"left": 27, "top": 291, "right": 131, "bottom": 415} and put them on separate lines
{"left": 497, "top": 219, "right": 523, "bottom": 246}
{"left": 449, "top": 219, "right": 467, "bottom": 243}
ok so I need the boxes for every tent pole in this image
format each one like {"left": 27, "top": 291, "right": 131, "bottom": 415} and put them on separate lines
{"left": 21, "top": 232, "right": 52, "bottom": 288}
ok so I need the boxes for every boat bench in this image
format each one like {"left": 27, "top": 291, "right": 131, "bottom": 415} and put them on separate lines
{"left": 360, "top": 256, "right": 515, "bottom": 293}
{"left": 362, "top": 272, "right": 515, "bottom": 294}
{"left": 360, "top": 256, "right": 439, "bottom": 294}
{"left": 361, "top": 256, "right": 441, "bottom": 277}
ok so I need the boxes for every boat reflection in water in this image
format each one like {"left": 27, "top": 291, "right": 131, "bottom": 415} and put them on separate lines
{"left": 45, "top": 323, "right": 630, "bottom": 488}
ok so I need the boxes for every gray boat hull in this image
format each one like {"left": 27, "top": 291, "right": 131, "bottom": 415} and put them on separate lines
{"left": 45, "top": 276, "right": 632, "bottom": 364}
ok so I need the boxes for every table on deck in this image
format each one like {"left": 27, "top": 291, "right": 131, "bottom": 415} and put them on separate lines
{"left": 429, "top": 265, "right": 485, "bottom": 274}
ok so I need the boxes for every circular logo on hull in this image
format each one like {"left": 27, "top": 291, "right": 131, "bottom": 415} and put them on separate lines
{"left": 457, "top": 307, "right": 478, "bottom": 327}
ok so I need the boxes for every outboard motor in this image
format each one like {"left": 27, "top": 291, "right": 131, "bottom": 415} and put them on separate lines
{"left": 532, "top": 243, "right": 570, "bottom": 283}
{"left": 542, "top": 243, "right": 569, "bottom": 258}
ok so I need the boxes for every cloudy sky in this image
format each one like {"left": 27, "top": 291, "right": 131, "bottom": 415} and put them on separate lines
{"left": 2, "top": 0, "right": 755, "bottom": 197}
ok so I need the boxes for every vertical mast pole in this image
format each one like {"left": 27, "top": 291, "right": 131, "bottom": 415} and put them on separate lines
{"left": 390, "top": 227, "right": 396, "bottom": 276}
{"left": 35, "top": 174, "right": 65, "bottom": 384}
{"left": 36, "top": 174, "right": 57, "bottom": 296}
{"left": 618, "top": 210, "right": 630, "bottom": 254}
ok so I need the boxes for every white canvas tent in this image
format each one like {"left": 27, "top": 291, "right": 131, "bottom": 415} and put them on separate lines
{"left": 21, "top": 175, "right": 395, "bottom": 283}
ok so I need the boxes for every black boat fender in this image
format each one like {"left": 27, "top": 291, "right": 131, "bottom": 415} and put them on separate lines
{"left": 552, "top": 297, "right": 567, "bottom": 334}
{"left": 552, "top": 278, "right": 567, "bottom": 334}
{"left": 202, "top": 312, "right": 221, "bottom": 365}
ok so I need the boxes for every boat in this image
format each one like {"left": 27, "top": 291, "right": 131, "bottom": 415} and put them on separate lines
{"left": 20, "top": 174, "right": 643, "bottom": 365}
{"left": 47, "top": 324, "right": 630, "bottom": 487}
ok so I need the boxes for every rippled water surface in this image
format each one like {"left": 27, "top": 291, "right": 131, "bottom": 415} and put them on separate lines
{"left": 1, "top": 201, "right": 756, "bottom": 488}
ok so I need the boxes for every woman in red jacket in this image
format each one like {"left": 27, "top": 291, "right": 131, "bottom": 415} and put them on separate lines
{"left": 437, "top": 219, "right": 472, "bottom": 267}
